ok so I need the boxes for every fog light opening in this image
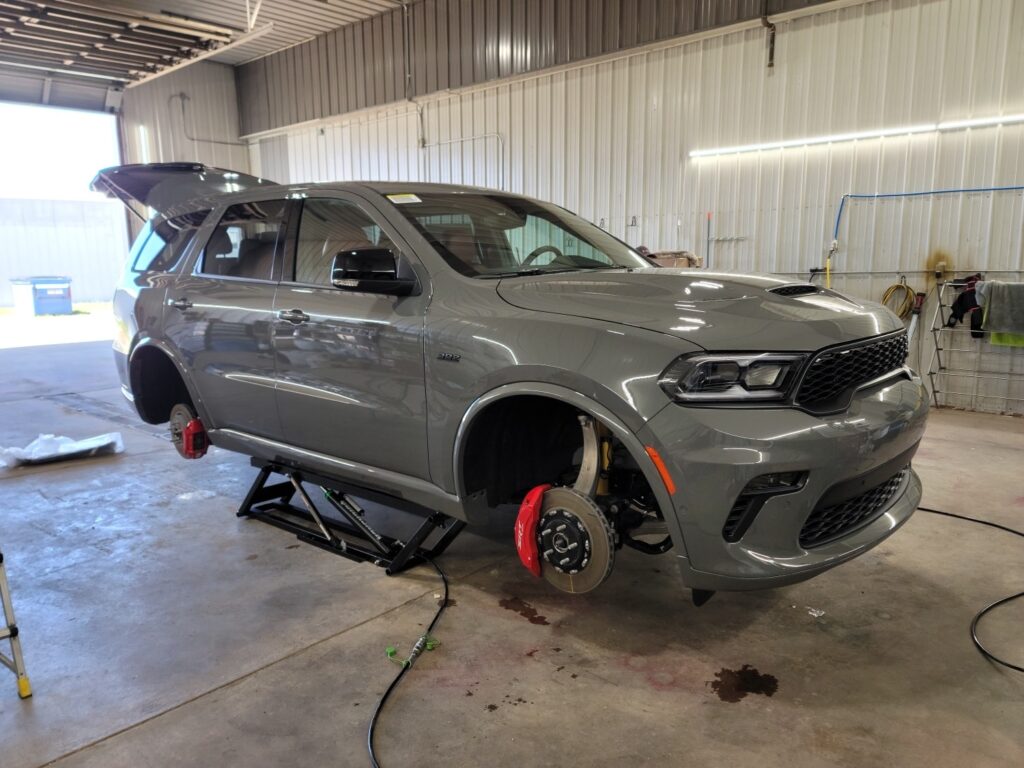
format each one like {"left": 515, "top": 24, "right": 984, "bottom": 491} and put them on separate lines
{"left": 722, "top": 471, "right": 808, "bottom": 542}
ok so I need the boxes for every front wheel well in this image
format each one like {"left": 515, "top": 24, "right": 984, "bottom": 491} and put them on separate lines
{"left": 461, "top": 395, "right": 582, "bottom": 507}
{"left": 459, "top": 395, "right": 659, "bottom": 516}
{"left": 129, "top": 346, "right": 193, "bottom": 424}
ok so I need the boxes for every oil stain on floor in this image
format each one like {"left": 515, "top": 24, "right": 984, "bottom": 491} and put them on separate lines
{"left": 498, "top": 596, "right": 550, "bottom": 625}
{"left": 709, "top": 665, "right": 779, "bottom": 702}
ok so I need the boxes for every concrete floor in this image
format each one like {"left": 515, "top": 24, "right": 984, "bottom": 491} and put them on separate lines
{"left": 0, "top": 340, "right": 1021, "bottom": 768}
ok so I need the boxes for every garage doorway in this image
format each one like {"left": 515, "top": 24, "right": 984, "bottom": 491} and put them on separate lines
{"left": 0, "top": 101, "right": 125, "bottom": 349}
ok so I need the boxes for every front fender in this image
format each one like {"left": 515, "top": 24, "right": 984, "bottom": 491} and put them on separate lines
{"left": 451, "top": 381, "right": 687, "bottom": 556}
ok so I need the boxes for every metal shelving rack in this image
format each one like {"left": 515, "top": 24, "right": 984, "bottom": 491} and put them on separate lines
{"left": 926, "top": 279, "right": 1024, "bottom": 412}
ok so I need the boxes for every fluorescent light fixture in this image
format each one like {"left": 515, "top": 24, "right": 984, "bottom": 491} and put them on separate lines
{"left": 690, "top": 113, "right": 1024, "bottom": 158}
{"left": 936, "top": 113, "right": 1024, "bottom": 131}
{"left": 690, "top": 124, "right": 936, "bottom": 158}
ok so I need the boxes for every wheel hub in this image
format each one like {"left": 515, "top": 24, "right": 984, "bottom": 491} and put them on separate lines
{"left": 533, "top": 487, "right": 616, "bottom": 594}
{"left": 538, "top": 508, "right": 592, "bottom": 574}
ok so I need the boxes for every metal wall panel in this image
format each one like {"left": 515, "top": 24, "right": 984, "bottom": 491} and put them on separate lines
{"left": 250, "top": 0, "right": 1024, "bottom": 412}
{"left": 0, "top": 199, "right": 128, "bottom": 305}
{"left": 0, "top": 69, "right": 113, "bottom": 111}
{"left": 236, "top": 0, "right": 834, "bottom": 135}
{"left": 120, "top": 61, "right": 250, "bottom": 172}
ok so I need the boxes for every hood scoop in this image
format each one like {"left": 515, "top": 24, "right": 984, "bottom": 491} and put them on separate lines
{"left": 769, "top": 284, "right": 820, "bottom": 297}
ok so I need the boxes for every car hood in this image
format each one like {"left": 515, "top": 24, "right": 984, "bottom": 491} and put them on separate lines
{"left": 496, "top": 270, "right": 902, "bottom": 351}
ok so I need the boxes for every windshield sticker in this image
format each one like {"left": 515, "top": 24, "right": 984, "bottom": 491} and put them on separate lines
{"left": 387, "top": 193, "right": 422, "bottom": 204}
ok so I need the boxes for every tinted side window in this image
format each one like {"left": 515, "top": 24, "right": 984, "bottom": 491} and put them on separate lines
{"left": 294, "top": 198, "right": 395, "bottom": 286}
{"left": 200, "top": 200, "right": 288, "bottom": 280}
{"left": 133, "top": 210, "right": 210, "bottom": 273}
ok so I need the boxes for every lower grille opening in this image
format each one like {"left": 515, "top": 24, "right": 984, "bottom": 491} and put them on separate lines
{"left": 800, "top": 467, "right": 908, "bottom": 548}
{"left": 723, "top": 472, "right": 806, "bottom": 543}
{"left": 723, "top": 497, "right": 760, "bottom": 542}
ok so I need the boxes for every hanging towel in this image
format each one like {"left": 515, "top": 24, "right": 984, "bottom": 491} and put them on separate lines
{"left": 983, "top": 284, "right": 1024, "bottom": 348}
{"left": 980, "top": 281, "right": 1024, "bottom": 333}
{"left": 989, "top": 331, "right": 1024, "bottom": 347}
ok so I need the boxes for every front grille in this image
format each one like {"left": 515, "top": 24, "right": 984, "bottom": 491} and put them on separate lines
{"left": 769, "top": 284, "right": 819, "bottom": 297}
{"left": 796, "top": 332, "right": 908, "bottom": 411}
{"left": 799, "top": 468, "right": 907, "bottom": 548}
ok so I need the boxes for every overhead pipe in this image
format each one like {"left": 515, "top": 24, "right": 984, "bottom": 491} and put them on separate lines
{"left": 399, "top": 0, "right": 414, "bottom": 103}
{"left": 761, "top": 0, "right": 776, "bottom": 68}
{"left": 396, "top": 0, "right": 503, "bottom": 185}
{"left": 824, "top": 185, "right": 1024, "bottom": 288}
{"left": 245, "top": 0, "right": 264, "bottom": 31}
{"left": 396, "top": 1, "right": 428, "bottom": 149}
{"left": 169, "top": 93, "right": 248, "bottom": 147}
{"left": 832, "top": 185, "right": 1024, "bottom": 241}
{"left": 419, "top": 133, "right": 507, "bottom": 191}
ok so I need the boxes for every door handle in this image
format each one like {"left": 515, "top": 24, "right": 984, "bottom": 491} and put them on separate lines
{"left": 168, "top": 297, "right": 193, "bottom": 310}
{"left": 278, "top": 308, "right": 310, "bottom": 325}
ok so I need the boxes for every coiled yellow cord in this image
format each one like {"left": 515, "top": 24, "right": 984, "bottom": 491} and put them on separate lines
{"left": 882, "top": 282, "right": 916, "bottom": 319}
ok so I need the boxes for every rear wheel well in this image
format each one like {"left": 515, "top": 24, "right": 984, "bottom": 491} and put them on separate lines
{"left": 129, "top": 347, "right": 193, "bottom": 425}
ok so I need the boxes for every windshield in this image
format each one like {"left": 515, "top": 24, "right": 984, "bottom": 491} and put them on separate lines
{"left": 384, "top": 192, "right": 652, "bottom": 277}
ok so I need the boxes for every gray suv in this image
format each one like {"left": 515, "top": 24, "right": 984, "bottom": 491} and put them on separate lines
{"left": 94, "top": 163, "right": 928, "bottom": 599}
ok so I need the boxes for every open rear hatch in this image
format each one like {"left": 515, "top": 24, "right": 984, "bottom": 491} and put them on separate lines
{"left": 91, "top": 163, "right": 276, "bottom": 220}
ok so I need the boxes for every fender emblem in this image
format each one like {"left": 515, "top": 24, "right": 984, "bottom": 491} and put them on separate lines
{"left": 437, "top": 352, "right": 461, "bottom": 362}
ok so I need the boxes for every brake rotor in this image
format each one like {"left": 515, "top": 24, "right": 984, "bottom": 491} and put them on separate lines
{"left": 169, "top": 402, "right": 196, "bottom": 459}
{"left": 537, "top": 487, "right": 615, "bottom": 594}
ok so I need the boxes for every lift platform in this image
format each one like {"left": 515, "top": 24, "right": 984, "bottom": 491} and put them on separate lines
{"left": 238, "top": 459, "right": 466, "bottom": 575}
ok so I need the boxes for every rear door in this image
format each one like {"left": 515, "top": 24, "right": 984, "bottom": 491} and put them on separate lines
{"left": 272, "top": 192, "right": 430, "bottom": 479}
{"left": 91, "top": 163, "right": 276, "bottom": 220}
{"left": 164, "top": 197, "right": 294, "bottom": 438}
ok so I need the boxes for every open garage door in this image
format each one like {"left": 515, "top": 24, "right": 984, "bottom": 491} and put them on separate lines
{"left": 0, "top": 101, "right": 126, "bottom": 348}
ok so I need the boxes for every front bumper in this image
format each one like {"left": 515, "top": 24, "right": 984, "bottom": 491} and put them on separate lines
{"left": 639, "top": 371, "right": 929, "bottom": 591}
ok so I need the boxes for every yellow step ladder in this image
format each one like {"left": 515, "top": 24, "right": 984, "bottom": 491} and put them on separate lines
{"left": 0, "top": 550, "right": 31, "bottom": 699}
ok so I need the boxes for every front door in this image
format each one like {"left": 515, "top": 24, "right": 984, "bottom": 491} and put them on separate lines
{"left": 272, "top": 193, "right": 430, "bottom": 479}
{"left": 164, "top": 197, "right": 291, "bottom": 438}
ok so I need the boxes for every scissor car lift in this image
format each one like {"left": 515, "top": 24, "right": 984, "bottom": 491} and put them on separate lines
{"left": 238, "top": 459, "right": 467, "bottom": 574}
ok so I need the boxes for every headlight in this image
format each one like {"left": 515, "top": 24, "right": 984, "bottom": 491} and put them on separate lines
{"left": 658, "top": 353, "right": 807, "bottom": 403}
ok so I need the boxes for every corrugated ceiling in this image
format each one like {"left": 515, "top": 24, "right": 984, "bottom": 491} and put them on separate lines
{"left": 0, "top": 1, "right": 238, "bottom": 84}
{"left": 0, "top": 0, "right": 400, "bottom": 105}
{"left": 120, "top": 0, "right": 402, "bottom": 66}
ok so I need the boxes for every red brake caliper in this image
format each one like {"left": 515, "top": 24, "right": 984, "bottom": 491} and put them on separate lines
{"left": 182, "top": 417, "right": 208, "bottom": 459}
{"left": 514, "top": 483, "right": 552, "bottom": 577}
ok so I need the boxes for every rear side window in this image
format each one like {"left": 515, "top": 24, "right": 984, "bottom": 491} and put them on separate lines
{"left": 199, "top": 200, "right": 288, "bottom": 281}
{"left": 131, "top": 210, "right": 210, "bottom": 273}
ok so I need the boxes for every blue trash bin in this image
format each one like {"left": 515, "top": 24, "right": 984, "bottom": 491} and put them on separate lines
{"left": 10, "top": 277, "right": 74, "bottom": 316}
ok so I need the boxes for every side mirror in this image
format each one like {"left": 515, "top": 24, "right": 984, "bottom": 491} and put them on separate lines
{"left": 331, "top": 248, "right": 416, "bottom": 296}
